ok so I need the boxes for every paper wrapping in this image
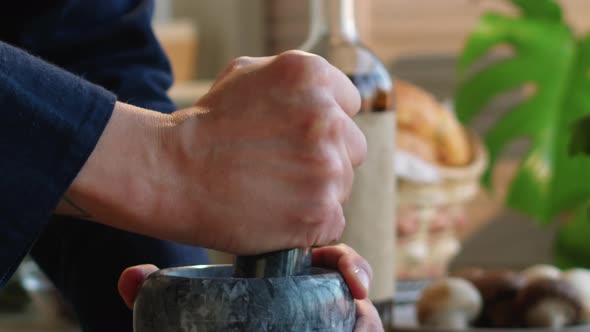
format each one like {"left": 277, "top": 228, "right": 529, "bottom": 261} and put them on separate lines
{"left": 341, "top": 111, "right": 396, "bottom": 302}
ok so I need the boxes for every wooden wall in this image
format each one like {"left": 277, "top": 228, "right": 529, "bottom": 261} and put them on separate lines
{"left": 265, "top": 0, "right": 590, "bottom": 65}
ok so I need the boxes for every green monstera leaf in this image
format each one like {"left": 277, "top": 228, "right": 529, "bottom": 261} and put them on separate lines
{"left": 457, "top": 1, "right": 590, "bottom": 222}
{"left": 554, "top": 204, "right": 590, "bottom": 268}
{"left": 555, "top": 34, "right": 590, "bottom": 268}
{"left": 510, "top": 0, "right": 562, "bottom": 22}
{"left": 456, "top": 0, "right": 590, "bottom": 267}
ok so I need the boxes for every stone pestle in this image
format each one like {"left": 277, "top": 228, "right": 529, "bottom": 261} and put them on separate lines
{"left": 133, "top": 248, "right": 356, "bottom": 331}
{"left": 233, "top": 247, "right": 312, "bottom": 278}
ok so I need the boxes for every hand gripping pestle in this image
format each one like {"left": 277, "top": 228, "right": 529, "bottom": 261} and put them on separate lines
{"left": 133, "top": 248, "right": 356, "bottom": 331}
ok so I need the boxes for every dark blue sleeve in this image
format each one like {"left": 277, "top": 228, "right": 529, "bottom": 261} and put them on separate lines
{"left": 0, "top": 1, "right": 208, "bottom": 331}
{"left": 0, "top": 40, "right": 116, "bottom": 286}
{"left": 13, "top": 0, "right": 177, "bottom": 114}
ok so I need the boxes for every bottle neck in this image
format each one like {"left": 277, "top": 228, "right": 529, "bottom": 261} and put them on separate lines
{"left": 309, "top": 0, "right": 359, "bottom": 44}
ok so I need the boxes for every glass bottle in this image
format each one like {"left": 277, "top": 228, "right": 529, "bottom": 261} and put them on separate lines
{"left": 300, "top": 0, "right": 397, "bottom": 330}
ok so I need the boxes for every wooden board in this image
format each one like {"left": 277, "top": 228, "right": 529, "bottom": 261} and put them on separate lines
{"left": 265, "top": 0, "right": 590, "bottom": 65}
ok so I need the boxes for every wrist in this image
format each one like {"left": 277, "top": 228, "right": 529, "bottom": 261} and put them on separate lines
{"left": 62, "top": 102, "right": 172, "bottom": 231}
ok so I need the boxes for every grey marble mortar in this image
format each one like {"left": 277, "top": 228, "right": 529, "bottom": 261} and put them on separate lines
{"left": 133, "top": 265, "right": 356, "bottom": 331}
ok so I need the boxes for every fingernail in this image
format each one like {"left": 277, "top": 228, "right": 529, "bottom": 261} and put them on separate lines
{"left": 354, "top": 267, "right": 370, "bottom": 292}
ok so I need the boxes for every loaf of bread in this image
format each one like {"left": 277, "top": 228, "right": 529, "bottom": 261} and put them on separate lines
{"left": 395, "top": 80, "right": 442, "bottom": 142}
{"left": 394, "top": 80, "right": 472, "bottom": 167}
{"left": 396, "top": 130, "right": 437, "bottom": 164}
{"left": 437, "top": 105, "right": 472, "bottom": 166}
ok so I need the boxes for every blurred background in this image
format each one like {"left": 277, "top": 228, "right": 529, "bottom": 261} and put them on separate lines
{"left": 3, "top": 0, "right": 590, "bottom": 330}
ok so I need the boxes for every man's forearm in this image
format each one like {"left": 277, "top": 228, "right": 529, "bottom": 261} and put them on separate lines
{"left": 54, "top": 102, "right": 171, "bottom": 226}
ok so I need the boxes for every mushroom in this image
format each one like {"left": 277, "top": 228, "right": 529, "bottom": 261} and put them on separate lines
{"left": 562, "top": 268, "right": 590, "bottom": 323}
{"left": 521, "top": 264, "right": 562, "bottom": 282}
{"left": 516, "top": 277, "right": 582, "bottom": 328}
{"left": 416, "top": 277, "right": 482, "bottom": 330}
{"left": 466, "top": 270, "right": 526, "bottom": 327}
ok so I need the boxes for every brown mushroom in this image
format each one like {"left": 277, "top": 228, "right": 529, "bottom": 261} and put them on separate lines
{"left": 466, "top": 270, "right": 526, "bottom": 328}
{"left": 416, "top": 277, "right": 482, "bottom": 330}
{"left": 516, "top": 277, "right": 582, "bottom": 328}
{"left": 562, "top": 268, "right": 590, "bottom": 323}
{"left": 521, "top": 264, "right": 562, "bottom": 283}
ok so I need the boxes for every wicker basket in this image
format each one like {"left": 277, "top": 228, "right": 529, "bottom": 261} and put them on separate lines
{"left": 396, "top": 129, "right": 488, "bottom": 280}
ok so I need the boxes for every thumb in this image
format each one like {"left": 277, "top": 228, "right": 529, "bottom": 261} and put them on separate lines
{"left": 117, "top": 264, "right": 159, "bottom": 309}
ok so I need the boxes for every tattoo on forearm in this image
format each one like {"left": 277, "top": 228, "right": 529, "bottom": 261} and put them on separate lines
{"left": 62, "top": 196, "right": 93, "bottom": 219}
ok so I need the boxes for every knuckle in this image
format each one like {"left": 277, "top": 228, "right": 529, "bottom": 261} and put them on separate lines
{"left": 274, "top": 50, "right": 330, "bottom": 84}
{"left": 292, "top": 112, "right": 344, "bottom": 178}
{"left": 297, "top": 105, "right": 343, "bottom": 144}
{"left": 313, "top": 198, "right": 335, "bottom": 223}
{"left": 301, "top": 203, "right": 344, "bottom": 246}
{"left": 310, "top": 148, "right": 343, "bottom": 179}
{"left": 304, "top": 99, "right": 333, "bottom": 121}
{"left": 329, "top": 113, "right": 347, "bottom": 137}
{"left": 299, "top": 197, "right": 335, "bottom": 226}
{"left": 323, "top": 155, "right": 345, "bottom": 179}
{"left": 276, "top": 50, "right": 323, "bottom": 68}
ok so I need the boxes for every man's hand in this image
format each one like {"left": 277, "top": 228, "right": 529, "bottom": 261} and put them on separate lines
{"left": 312, "top": 245, "right": 385, "bottom": 332}
{"left": 118, "top": 244, "right": 384, "bottom": 332}
{"left": 59, "top": 50, "right": 366, "bottom": 255}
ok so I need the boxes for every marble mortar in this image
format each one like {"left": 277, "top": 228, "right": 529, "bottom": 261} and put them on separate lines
{"left": 133, "top": 263, "right": 356, "bottom": 331}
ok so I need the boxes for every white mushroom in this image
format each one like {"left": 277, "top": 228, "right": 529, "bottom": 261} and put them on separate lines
{"left": 562, "top": 268, "right": 590, "bottom": 323}
{"left": 521, "top": 264, "right": 562, "bottom": 283}
{"left": 417, "top": 277, "right": 482, "bottom": 330}
{"left": 516, "top": 277, "right": 582, "bottom": 328}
